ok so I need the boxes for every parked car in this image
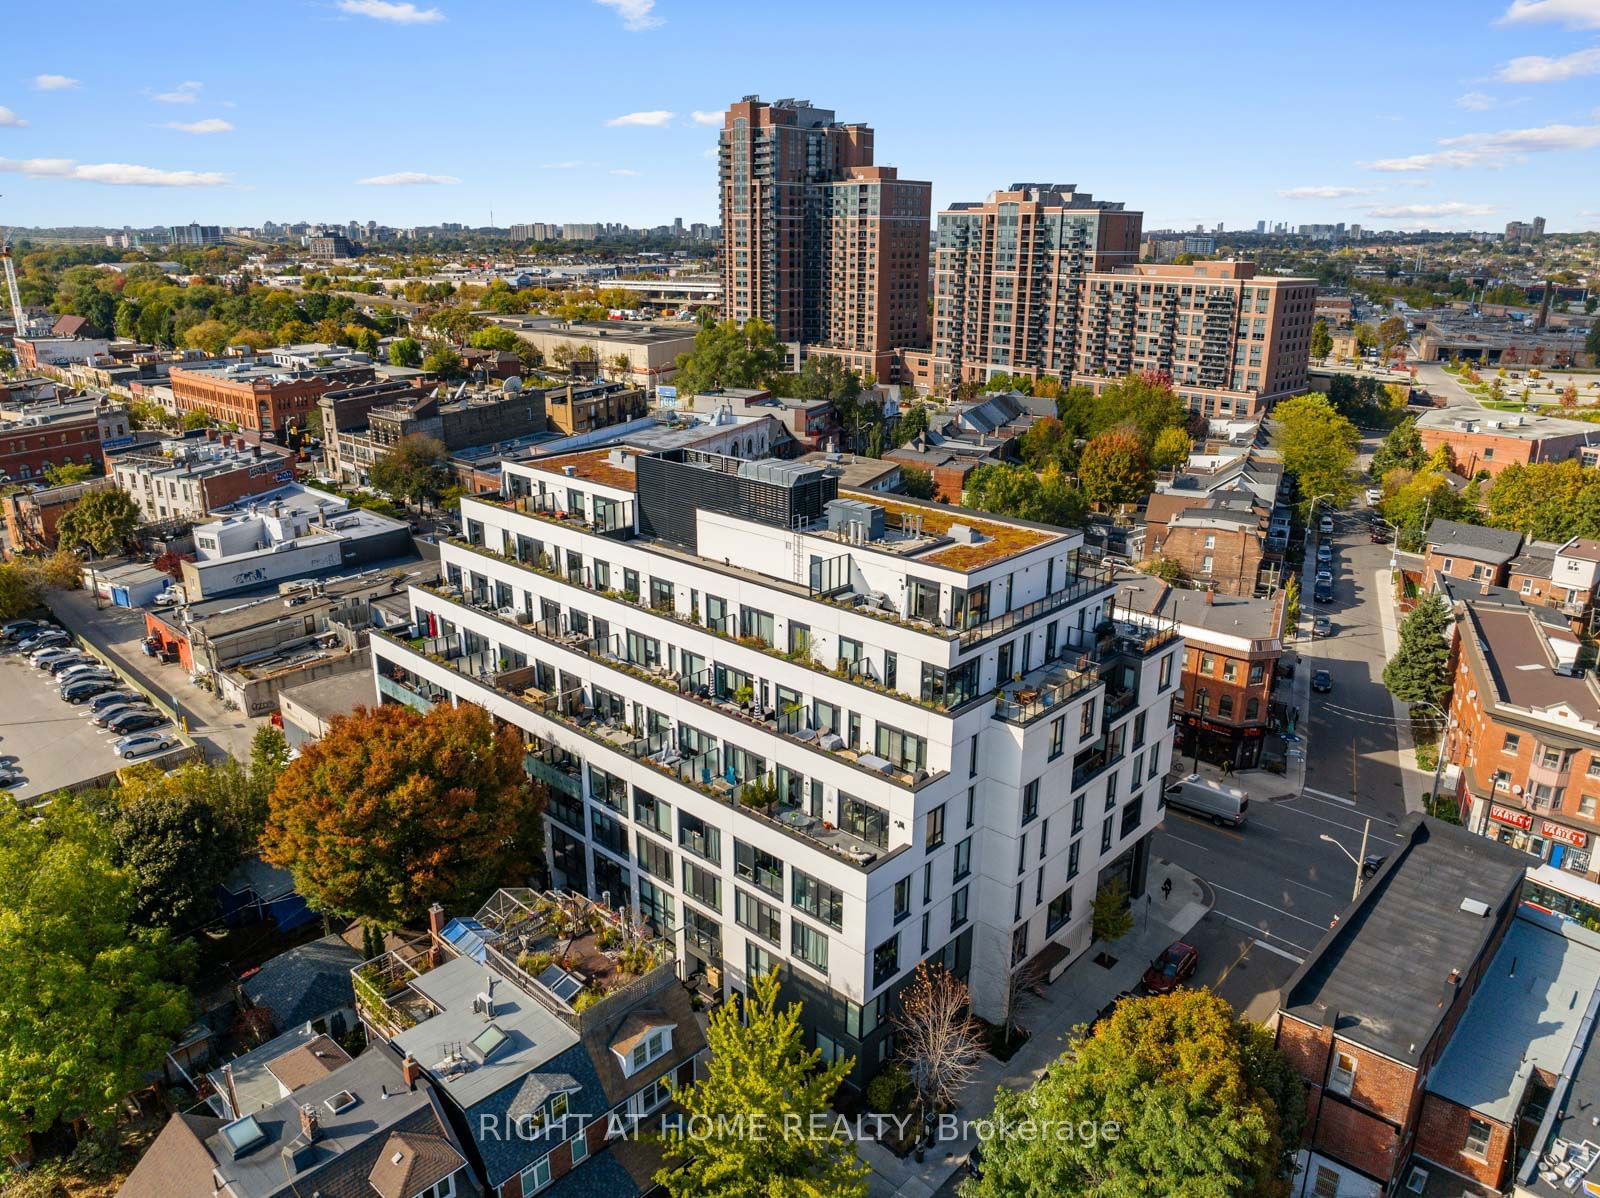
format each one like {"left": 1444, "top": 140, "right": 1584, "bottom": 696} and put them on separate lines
{"left": 1315, "top": 570, "right": 1333, "bottom": 587}
{"left": 46, "top": 654, "right": 98, "bottom": 676}
{"left": 57, "top": 662, "right": 112, "bottom": 683}
{"left": 1370, "top": 526, "right": 1390, "bottom": 544}
{"left": 32, "top": 648, "right": 83, "bottom": 670}
{"left": 1314, "top": 581, "right": 1334, "bottom": 604}
{"left": 93, "top": 702, "right": 155, "bottom": 728}
{"left": 1313, "top": 615, "right": 1331, "bottom": 638}
{"left": 1, "top": 619, "right": 49, "bottom": 642}
{"left": 58, "top": 670, "right": 115, "bottom": 693}
{"left": 15, "top": 634, "right": 69, "bottom": 656}
{"left": 152, "top": 588, "right": 183, "bottom": 608}
{"left": 1319, "top": 515, "right": 1334, "bottom": 534}
{"left": 61, "top": 677, "right": 119, "bottom": 703}
{"left": 1164, "top": 774, "right": 1249, "bottom": 827}
{"left": 1141, "top": 941, "right": 1199, "bottom": 995}
{"left": 1361, "top": 854, "right": 1388, "bottom": 879}
{"left": 0, "top": 767, "right": 21, "bottom": 789}
{"left": 1312, "top": 669, "right": 1334, "bottom": 693}
{"left": 106, "top": 709, "right": 167, "bottom": 736}
{"left": 1316, "top": 542, "right": 1333, "bottom": 564}
{"left": 86, "top": 689, "right": 141, "bottom": 715}
{"left": 1365, "top": 488, "right": 1383, "bottom": 505}
{"left": 112, "top": 732, "right": 178, "bottom": 760}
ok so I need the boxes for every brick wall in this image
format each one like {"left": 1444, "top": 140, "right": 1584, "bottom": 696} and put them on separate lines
{"left": 1156, "top": 523, "right": 1263, "bottom": 597}
{"left": 1179, "top": 640, "right": 1275, "bottom": 729}
{"left": 1423, "top": 548, "right": 1504, "bottom": 588}
{"left": 1414, "top": 1093, "right": 1512, "bottom": 1188}
{"left": 1417, "top": 425, "right": 1593, "bottom": 478}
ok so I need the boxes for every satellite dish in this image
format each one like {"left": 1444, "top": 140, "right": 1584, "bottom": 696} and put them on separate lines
{"left": 1511, "top": 785, "right": 1524, "bottom": 795}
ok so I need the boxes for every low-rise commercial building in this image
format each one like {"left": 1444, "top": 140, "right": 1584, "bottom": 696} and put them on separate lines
{"left": 1, "top": 476, "right": 114, "bottom": 556}
{"left": 685, "top": 387, "right": 835, "bottom": 451}
{"left": 540, "top": 378, "right": 648, "bottom": 437}
{"left": 481, "top": 316, "right": 697, "bottom": 394}
{"left": 111, "top": 436, "right": 298, "bottom": 523}
{"left": 1418, "top": 315, "right": 1590, "bottom": 367}
{"left": 1415, "top": 408, "right": 1600, "bottom": 478}
{"left": 0, "top": 395, "right": 130, "bottom": 483}
{"left": 168, "top": 355, "right": 375, "bottom": 441}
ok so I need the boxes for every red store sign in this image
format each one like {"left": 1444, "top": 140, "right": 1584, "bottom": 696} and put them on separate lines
{"left": 1542, "top": 820, "right": 1588, "bottom": 848}
{"left": 1490, "top": 804, "right": 1534, "bottom": 830}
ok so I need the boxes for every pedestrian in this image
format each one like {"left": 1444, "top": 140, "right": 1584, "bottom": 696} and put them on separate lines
{"left": 1161, "top": 877, "right": 1173, "bottom": 902}
{"left": 1221, "top": 759, "right": 1234, "bottom": 777}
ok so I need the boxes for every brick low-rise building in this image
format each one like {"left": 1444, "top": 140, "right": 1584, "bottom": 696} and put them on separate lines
{"left": 168, "top": 355, "right": 374, "bottom": 441}
{"left": 1415, "top": 408, "right": 1600, "bottom": 479}
{"left": 1422, "top": 520, "right": 1600, "bottom": 627}
{"left": 111, "top": 436, "right": 298, "bottom": 523}
{"left": 1273, "top": 815, "right": 1582, "bottom": 1197}
{"left": 1143, "top": 490, "right": 1280, "bottom": 597}
{"left": 0, "top": 395, "right": 130, "bottom": 483}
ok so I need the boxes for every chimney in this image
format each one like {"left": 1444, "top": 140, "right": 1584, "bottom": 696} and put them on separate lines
{"left": 401, "top": 1055, "right": 423, "bottom": 1090}
{"left": 1439, "top": 968, "right": 1462, "bottom": 1009}
{"left": 299, "top": 1104, "right": 319, "bottom": 1142}
{"left": 1480, "top": 580, "right": 1491, "bottom": 596}
{"left": 427, "top": 902, "right": 446, "bottom": 942}
{"left": 224, "top": 1063, "right": 241, "bottom": 1118}
{"left": 1204, "top": 588, "right": 1214, "bottom": 606}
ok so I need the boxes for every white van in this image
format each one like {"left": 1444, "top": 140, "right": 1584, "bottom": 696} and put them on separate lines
{"left": 1164, "top": 774, "right": 1249, "bottom": 827}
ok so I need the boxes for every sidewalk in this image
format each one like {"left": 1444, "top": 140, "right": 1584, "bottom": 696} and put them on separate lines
{"left": 858, "top": 859, "right": 1212, "bottom": 1198}
{"left": 1372, "top": 566, "right": 1429, "bottom": 814}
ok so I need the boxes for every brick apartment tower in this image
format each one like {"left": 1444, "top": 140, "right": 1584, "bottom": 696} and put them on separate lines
{"left": 933, "top": 184, "right": 1143, "bottom": 390}
{"left": 719, "top": 96, "right": 930, "bottom": 379}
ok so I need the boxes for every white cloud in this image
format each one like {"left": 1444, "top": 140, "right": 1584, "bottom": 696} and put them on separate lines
{"left": 609, "top": 168, "right": 641, "bottom": 176}
{"left": 1278, "top": 185, "right": 1375, "bottom": 199}
{"left": 605, "top": 110, "right": 674, "bottom": 128}
{"left": 1457, "top": 91, "right": 1496, "bottom": 110}
{"left": 1362, "top": 122, "right": 1600, "bottom": 170}
{"left": 337, "top": 0, "right": 443, "bottom": 23}
{"left": 0, "top": 107, "right": 26, "bottom": 128}
{"left": 0, "top": 156, "right": 228, "bottom": 186}
{"left": 1496, "top": 46, "right": 1600, "bottom": 82}
{"left": 1365, "top": 201, "right": 1498, "bottom": 219}
{"left": 1499, "top": 0, "right": 1600, "bottom": 28}
{"left": 690, "top": 110, "right": 723, "bottom": 126}
{"left": 541, "top": 160, "right": 588, "bottom": 169}
{"left": 355, "top": 171, "right": 460, "bottom": 185}
{"left": 33, "top": 74, "right": 79, "bottom": 91}
{"left": 594, "top": 0, "right": 661, "bottom": 30}
{"left": 165, "top": 118, "right": 233, "bottom": 134}
{"left": 154, "top": 81, "right": 203, "bottom": 103}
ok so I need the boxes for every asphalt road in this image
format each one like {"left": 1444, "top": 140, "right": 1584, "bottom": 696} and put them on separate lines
{"left": 1152, "top": 505, "right": 1413, "bottom": 1020}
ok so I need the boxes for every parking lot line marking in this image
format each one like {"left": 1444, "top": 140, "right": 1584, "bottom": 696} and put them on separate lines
{"left": 1206, "top": 882, "right": 1334, "bottom": 932}
{"left": 1214, "top": 913, "right": 1314, "bottom": 955}
{"left": 1303, "top": 787, "right": 1356, "bottom": 806}
{"left": 1253, "top": 938, "right": 1305, "bottom": 964}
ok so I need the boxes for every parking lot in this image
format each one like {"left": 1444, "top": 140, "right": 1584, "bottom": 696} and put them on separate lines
{"left": 0, "top": 630, "right": 184, "bottom": 804}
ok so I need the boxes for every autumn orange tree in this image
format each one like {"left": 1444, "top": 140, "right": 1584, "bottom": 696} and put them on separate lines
{"left": 1077, "top": 429, "right": 1153, "bottom": 509}
{"left": 263, "top": 702, "right": 543, "bottom": 927}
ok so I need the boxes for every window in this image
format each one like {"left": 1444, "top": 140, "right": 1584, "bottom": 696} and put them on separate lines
{"left": 1199, "top": 653, "right": 1216, "bottom": 675}
{"left": 1328, "top": 1051, "right": 1355, "bottom": 1097}
{"left": 953, "top": 836, "right": 972, "bottom": 881}
{"left": 734, "top": 840, "right": 782, "bottom": 896}
{"left": 1022, "top": 779, "right": 1040, "bottom": 824}
{"left": 1221, "top": 661, "right": 1237, "bottom": 683}
{"left": 873, "top": 934, "right": 900, "bottom": 988}
{"left": 635, "top": 836, "right": 673, "bottom": 882}
{"left": 638, "top": 877, "right": 674, "bottom": 927}
{"left": 1502, "top": 732, "right": 1521, "bottom": 753}
{"left": 678, "top": 812, "right": 720, "bottom": 864}
{"left": 926, "top": 803, "right": 946, "bottom": 849}
{"left": 792, "top": 919, "right": 830, "bottom": 974}
{"left": 569, "top": 1131, "right": 589, "bottom": 1165}
{"left": 735, "top": 889, "right": 781, "bottom": 943}
{"left": 1464, "top": 1117, "right": 1492, "bottom": 1159}
{"left": 876, "top": 723, "right": 927, "bottom": 773}
{"left": 792, "top": 870, "right": 844, "bottom": 930}
{"left": 682, "top": 860, "right": 722, "bottom": 911}
{"left": 1100, "top": 819, "right": 1113, "bottom": 853}
{"left": 920, "top": 911, "right": 931, "bottom": 954}
{"left": 950, "top": 885, "right": 969, "bottom": 930}
{"left": 1248, "top": 662, "right": 1264, "bottom": 686}
{"left": 841, "top": 795, "right": 889, "bottom": 848}
{"left": 520, "top": 1157, "right": 552, "bottom": 1194}
{"left": 1071, "top": 793, "right": 1085, "bottom": 835}
{"left": 1047, "top": 888, "right": 1072, "bottom": 933}
{"left": 893, "top": 876, "right": 911, "bottom": 922}
{"left": 1080, "top": 698, "right": 1097, "bottom": 739}
{"left": 1582, "top": 795, "right": 1597, "bottom": 817}
{"left": 747, "top": 940, "right": 776, "bottom": 980}
{"left": 633, "top": 789, "right": 671, "bottom": 836}
{"left": 1049, "top": 716, "right": 1065, "bottom": 760}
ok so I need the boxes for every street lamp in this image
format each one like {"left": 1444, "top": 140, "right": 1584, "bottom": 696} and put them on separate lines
{"left": 1191, "top": 692, "right": 1210, "bottom": 773}
{"left": 1321, "top": 818, "right": 1373, "bottom": 902}
{"left": 1411, "top": 699, "right": 1453, "bottom": 820}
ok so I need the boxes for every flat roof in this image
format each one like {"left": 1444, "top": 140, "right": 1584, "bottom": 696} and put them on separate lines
{"left": 1429, "top": 912, "right": 1600, "bottom": 1123}
{"left": 1280, "top": 815, "right": 1530, "bottom": 1065}
{"left": 794, "top": 451, "right": 900, "bottom": 489}
{"left": 521, "top": 447, "right": 639, "bottom": 490}
{"left": 1115, "top": 571, "right": 1280, "bottom": 641}
{"left": 1466, "top": 603, "right": 1600, "bottom": 723}
{"left": 1417, "top": 407, "right": 1600, "bottom": 441}
{"left": 280, "top": 669, "right": 378, "bottom": 724}
{"left": 390, "top": 956, "right": 580, "bottom": 1110}
{"left": 845, "top": 491, "right": 1061, "bottom": 571}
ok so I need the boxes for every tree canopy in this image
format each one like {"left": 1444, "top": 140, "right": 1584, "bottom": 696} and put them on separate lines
{"left": 964, "top": 463, "right": 1086, "bottom": 528}
{"left": 672, "top": 318, "right": 785, "bottom": 396}
{"left": 1383, "top": 593, "right": 1454, "bottom": 709}
{"left": 263, "top": 702, "right": 544, "bottom": 926}
{"left": 0, "top": 803, "right": 192, "bottom": 1152}
{"left": 1483, "top": 460, "right": 1600, "bottom": 542}
{"left": 388, "top": 336, "right": 423, "bottom": 367}
{"left": 1273, "top": 394, "right": 1359, "bottom": 516}
{"left": 55, "top": 488, "right": 143, "bottom": 556}
{"left": 655, "top": 969, "right": 868, "bottom": 1198}
{"left": 1054, "top": 373, "right": 1187, "bottom": 458}
{"left": 369, "top": 434, "right": 451, "bottom": 510}
{"left": 1371, "top": 417, "right": 1425, "bottom": 483}
{"left": 961, "top": 991, "right": 1304, "bottom": 1198}
{"left": 1078, "top": 430, "right": 1153, "bottom": 509}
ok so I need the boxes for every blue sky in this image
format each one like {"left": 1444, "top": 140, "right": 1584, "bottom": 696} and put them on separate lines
{"left": 3, "top": 0, "right": 1599, "bottom": 233}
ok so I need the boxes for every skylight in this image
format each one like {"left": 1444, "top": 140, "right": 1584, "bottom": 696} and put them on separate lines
{"left": 325, "top": 1089, "right": 358, "bottom": 1114}
{"left": 220, "top": 1114, "right": 266, "bottom": 1157}
{"left": 468, "top": 1022, "right": 510, "bottom": 1061}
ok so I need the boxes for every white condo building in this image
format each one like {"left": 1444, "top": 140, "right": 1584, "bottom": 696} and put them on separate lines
{"left": 369, "top": 446, "right": 1183, "bottom": 1084}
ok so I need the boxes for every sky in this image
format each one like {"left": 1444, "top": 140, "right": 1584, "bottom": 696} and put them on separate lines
{"left": 3, "top": 0, "right": 1599, "bottom": 234}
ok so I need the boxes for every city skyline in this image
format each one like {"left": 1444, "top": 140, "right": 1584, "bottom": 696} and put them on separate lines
{"left": 2, "top": 0, "right": 1599, "bottom": 232}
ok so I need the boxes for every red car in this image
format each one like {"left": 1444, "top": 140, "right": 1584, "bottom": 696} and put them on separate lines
{"left": 1141, "top": 941, "right": 1198, "bottom": 995}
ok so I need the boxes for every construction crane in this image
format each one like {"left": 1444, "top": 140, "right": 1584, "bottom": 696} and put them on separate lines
{"left": 1, "top": 212, "right": 28, "bottom": 337}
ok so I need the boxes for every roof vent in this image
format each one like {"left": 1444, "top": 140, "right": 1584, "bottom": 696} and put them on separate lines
{"left": 562, "top": 464, "right": 577, "bottom": 477}
{"left": 1460, "top": 897, "right": 1491, "bottom": 917}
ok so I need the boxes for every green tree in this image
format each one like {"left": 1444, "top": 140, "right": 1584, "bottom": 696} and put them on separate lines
{"left": 1586, "top": 320, "right": 1600, "bottom": 358}
{"left": 1151, "top": 426, "right": 1192, "bottom": 472}
{"left": 893, "top": 403, "right": 929, "bottom": 449}
{"left": 0, "top": 803, "right": 192, "bottom": 1151}
{"left": 1485, "top": 460, "right": 1600, "bottom": 542}
{"left": 1309, "top": 318, "right": 1333, "bottom": 361}
{"left": 654, "top": 969, "right": 868, "bottom": 1198}
{"left": 43, "top": 462, "right": 95, "bottom": 487}
{"left": 1091, "top": 878, "right": 1133, "bottom": 942}
{"left": 1383, "top": 593, "right": 1453, "bottom": 708}
{"left": 1371, "top": 417, "right": 1425, "bottom": 482}
{"left": 1273, "top": 394, "right": 1359, "bottom": 516}
{"left": 55, "top": 488, "right": 142, "bottom": 555}
{"left": 422, "top": 340, "right": 466, "bottom": 380}
{"left": 468, "top": 326, "right": 522, "bottom": 353}
{"left": 671, "top": 318, "right": 785, "bottom": 395}
{"left": 1078, "top": 430, "right": 1153, "bottom": 509}
{"left": 110, "top": 791, "right": 233, "bottom": 931}
{"left": 899, "top": 466, "right": 935, "bottom": 500}
{"left": 249, "top": 724, "right": 290, "bottom": 804}
{"left": 369, "top": 434, "right": 451, "bottom": 511}
{"left": 965, "top": 463, "right": 1087, "bottom": 528}
{"left": 1354, "top": 322, "right": 1379, "bottom": 353}
{"left": 388, "top": 336, "right": 423, "bottom": 368}
{"left": 0, "top": 561, "right": 44, "bottom": 620}
{"left": 962, "top": 991, "right": 1305, "bottom": 1198}
{"left": 1283, "top": 574, "right": 1300, "bottom": 632}
{"left": 180, "top": 410, "right": 214, "bottom": 431}
{"left": 263, "top": 702, "right": 544, "bottom": 926}
{"left": 1377, "top": 316, "right": 1409, "bottom": 354}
